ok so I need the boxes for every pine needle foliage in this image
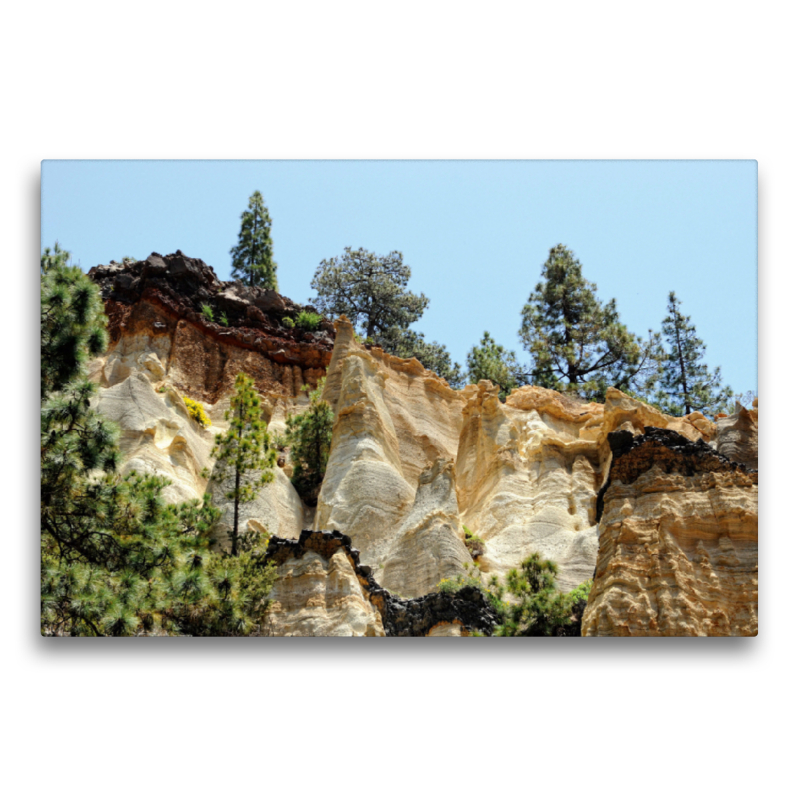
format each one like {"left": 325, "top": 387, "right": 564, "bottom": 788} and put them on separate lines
{"left": 489, "top": 553, "right": 589, "bottom": 636}
{"left": 466, "top": 331, "right": 522, "bottom": 400}
{"left": 206, "top": 373, "right": 276, "bottom": 555}
{"left": 41, "top": 248, "right": 108, "bottom": 400}
{"left": 310, "top": 247, "right": 428, "bottom": 340}
{"left": 41, "top": 252, "right": 277, "bottom": 635}
{"left": 230, "top": 190, "right": 278, "bottom": 290}
{"left": 373, "top": 327, "right": 464, "bottom": 387}
{"left": 519, "top": 244, "right": 659, "bottom": 402}
{"left": 285, "top": 378, "right": 334, "bottom": 504}
{"left": 655, "top": 292, "right": 733, "bottom": 417}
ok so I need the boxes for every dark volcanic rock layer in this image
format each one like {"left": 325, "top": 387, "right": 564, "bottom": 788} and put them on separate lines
{"left": 88, "top": 251, "right": 334, "bottom": 402}
{"left": 265, "top": 530, "right": 500, "bottom": 636}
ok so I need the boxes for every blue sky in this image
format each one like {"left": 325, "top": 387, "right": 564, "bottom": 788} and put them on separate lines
{"left": 41, "top": 160, "right": 757, "bottom": 395}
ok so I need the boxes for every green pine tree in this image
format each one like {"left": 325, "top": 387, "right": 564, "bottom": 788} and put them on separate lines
{"left": 41, "top": 250, "right": 276, "bottom": 636}
{"left": 285, "top": 378, "right": 334, "bottom": 504}
{"left": 373, "top": 327, "right": 464, "bottom": 387}
{"left": 206, "top": 373, "right": 276, "bottom": 555}
{"left": 655, "top": 292, "right": 733, "bottom": 416}
{"left": 489, "top": 553, "right": 590, "bottom": 637}
{"left": 466, "top": 331, "right": 522, "bottom": 400}
{"left": 310, "top": 247, "right": 428, "bottom": 340}
{"left": 519, "top": 244, "right": 658, "bottom": 402}
{"left": 230, "top": 190, "right": 278, "bottom": 290}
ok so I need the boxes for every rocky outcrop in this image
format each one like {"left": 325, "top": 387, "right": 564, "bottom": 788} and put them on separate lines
{"left": 89, "top": 251, "right": 332, "bottom": 403}
{"left": 87, "top": 253, "right": 758, "bottom": 636}
{"left": 716, "top": 400, "right": 759, "bottom": 470}
{"left": 315, "top": 317, "right": 464, "bottom": 572}
{"left": 456, "top": 381, "right": 604, "bottom": 591}
{"left": 582, "top": 427, "right": 758, "bottom": 637}
{"left": 262, "top": 530, "right": 499, "bottom": 636}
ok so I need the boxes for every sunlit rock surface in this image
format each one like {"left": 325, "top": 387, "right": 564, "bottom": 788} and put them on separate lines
{"left": 582, "top": 428, "right": 758, "bottom": 637}
{"left": 87, "top": 257, "right": 758, "bottom": 636}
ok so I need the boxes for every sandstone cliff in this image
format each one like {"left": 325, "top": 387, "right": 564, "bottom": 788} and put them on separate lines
{"left": 87, "top": 253, "right": 758, "bottom": 636}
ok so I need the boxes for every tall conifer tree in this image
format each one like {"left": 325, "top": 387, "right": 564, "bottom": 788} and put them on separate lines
{"left": 519, "top": 244, "right": 657, "bottom": 401}
{"left": 41, "top": 250, "right": 276, "bottom": 635}
{"left": 656, "top": 292, "right": 732, "bottom": 416}
{"left": 230, "top": 191, "right": 278, "bottom": 290}
{"left": 207, "top": 373, "right": 276, "bottom": 555}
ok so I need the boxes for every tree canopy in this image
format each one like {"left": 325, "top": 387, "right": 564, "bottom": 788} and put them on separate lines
{"left": 230, "top": 190, "right": 278, "bottom": 290}
{"left": 466, "top": 331, "right": 522, "bottom": 400}
{"left": 310, "top": 247, "right": 428, "bottom": 340}
{"left": 655, "top": 291, "right": 732, "bottom": 416}
{"left": 519, "top": 244, "right": 658, "bottom": 402}
{"left": 373, "top": 326, "right": 464, "bottom": 387}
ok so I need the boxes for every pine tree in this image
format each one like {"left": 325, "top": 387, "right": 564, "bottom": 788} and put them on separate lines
{"left": 285, "top": 378, "right": 334, "bottom": 504}
{"left": 206, "top": 373, "right": 276, "bottom": 555}
{"left": 519, "top": 244, "right": 657, "bottom": 402}
{"left": 230, "top": 190, "right": 278, "bottom": 290}
{"left": 656, "top": 292, "right": 733, "bottom": 416}
{"left": 466, "top": 332, "right": 522, "bottom": 400}
{"left": 373, "top": 327, "right": 464, "bottom": 387}
{"left": 41, "top": 251, "right": 108, "bottom": 400}
{"left": 310, "top": 247, "right": 428, "bottom": 340}
{"left": 41, "top": 251, "right": 276, "bottom": 635}
{"left": 488, "top": 553, "right": 590, "bottom": 637}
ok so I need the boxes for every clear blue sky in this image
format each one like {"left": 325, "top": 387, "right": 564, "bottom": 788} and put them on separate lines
{"left": 41, "top": 160, "right": 757, "bottom": 395}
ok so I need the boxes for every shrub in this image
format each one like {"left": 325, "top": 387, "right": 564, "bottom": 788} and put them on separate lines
{"left": 463, "top": 525, "right": 486, "bottom": 560}
{"left": 285, "top": 377, "right": 334, "bottom": 504}
{"left": 281, "top": 316, "right": 295, "bottom": 329}
{"left": 219, "top": 312, "right": 229, "bottom": 327}
{"left": 436, "top": 565, "right": 505, "bottom": 615}
{"left": 157, "top": 385, "right": 168, "bottom": 394}
{"left": 296, "top": 310, "right": 322, "bottom": 331}
{"left": 201, "top": 304, "right": 215, "bottom": 323}
{"left": 491, "top": 553, "right": 589, "bottom": 636}
{"left": 183, "top": 396, "right": 211, "bottom": 428}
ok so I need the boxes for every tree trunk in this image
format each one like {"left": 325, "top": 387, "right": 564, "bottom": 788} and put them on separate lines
{"left": 674, "top": 312, "right": 690, "bottom": 415}
{"left": 231, "top": 395, "right": 244, "bottom": 555}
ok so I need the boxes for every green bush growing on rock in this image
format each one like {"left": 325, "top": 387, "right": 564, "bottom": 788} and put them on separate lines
{"left": 183, "top": 396, "right": 211, "bottom": 428}
{"left": 489, "top": 553, "right": 590, "bottom": 636}
{"left": 201, "top": 304, "right": 215, "bottom": 323}
{"left": 219, "top": 312, "right": 229, "bottom": 327}
{"left": 285, "top": 378, "right": 333, "bottom": 504}
{"left": 282, "top": 316, "right": 295, "bottom": 329}
{"left": 437, "top": 565, "right": 505, "bottom": 615}
{"left": 296, "top": 310, "right": 322, "bottom": 331}
{"left": 463, "top": 525, "right": 486, "bottom": 561}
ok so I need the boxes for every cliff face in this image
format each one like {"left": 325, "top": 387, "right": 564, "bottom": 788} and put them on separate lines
{"left": 87, "top": 254, "right": 757, "bottom": 636}
{"left": 582, "top": 426, "right": 758, "bottom": 636}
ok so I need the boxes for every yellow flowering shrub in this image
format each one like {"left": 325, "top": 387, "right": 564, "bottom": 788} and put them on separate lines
{"left": 183, "top": 396, "right": 211, "bottom": 428}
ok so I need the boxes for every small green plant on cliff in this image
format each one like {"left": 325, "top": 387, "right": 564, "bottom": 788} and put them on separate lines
{"left": 158, "top": 385, "right": 168, "bottom": 394}
{"left": 296, "top": 310, "right": 322, "bottom": 332}
{"left": 463, "top": 525, "right": 486, "bottom": 561}
{"left": 219, "top": 312, "right": 229, "bottom": 327}
{"left": 201, "top": 304, "right": 215, "bottom": 323}
{"left": 285, "top": 378, "right": 334, "bottom": 504}
{"left": 183, "top": 396, "right": 211, "bottom": 428}
{"left": 282, "top": 316, "right": 295, "bottom": 329}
